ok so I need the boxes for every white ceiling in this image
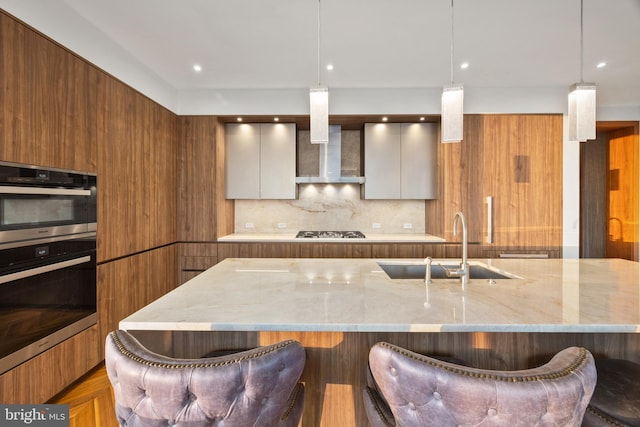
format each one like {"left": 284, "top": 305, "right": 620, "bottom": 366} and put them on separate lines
{"left": 2, "top": 0, "right": 640, "bottom": 112}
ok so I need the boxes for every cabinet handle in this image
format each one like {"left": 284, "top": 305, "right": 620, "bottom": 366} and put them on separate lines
{"left": 0, "top": 255, "right": 91, "bottom": 285}
{"left": 486, "top": 196, "right": 493, "bottom": 244}
{"left": 0, "top": 186, "right": 91, "bottom": 196}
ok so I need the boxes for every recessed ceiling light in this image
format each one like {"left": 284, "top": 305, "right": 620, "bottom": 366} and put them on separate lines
{"left": 326, "top": 64, "right": 334, "bottom": 71}
{"left": 237, "top": 117, "right": 242, "bottom": 122}
{"left": 193, "top": 64, "right": 202, "bottom": 72}
{"left": 596, "top": 61, "right": 607, "bottom": 68}
{"left": 460, "top": 62, "right": 469, "bottom": 69}
{"left": 382, "top": 117, "right": 388, "bottom": 122}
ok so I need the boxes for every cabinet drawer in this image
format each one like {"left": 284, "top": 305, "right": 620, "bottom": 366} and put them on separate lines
{"left": 181, "top": 256, "right": 218, "bottom": 270}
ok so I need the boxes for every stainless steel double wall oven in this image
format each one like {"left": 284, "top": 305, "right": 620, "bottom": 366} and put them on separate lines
{"left": 0, "top": 161, "right": 97, "bottom": 374}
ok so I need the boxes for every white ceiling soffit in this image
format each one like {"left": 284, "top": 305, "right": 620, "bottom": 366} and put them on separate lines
{"left": 1, "top": 0, "right": 639, "bottom": 114}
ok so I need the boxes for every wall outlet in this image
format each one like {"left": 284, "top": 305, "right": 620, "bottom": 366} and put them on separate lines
{"left": 244, "top": 222, "right": 254, "bottom": 229}
{"left": 403, "top": 223, "right": 413, "bottom": 229}
{"left": 372, "top": 223, "right": 381, "bottom": 229}
{"left": 277, "top": 222, "right": 287, "bottom": 229}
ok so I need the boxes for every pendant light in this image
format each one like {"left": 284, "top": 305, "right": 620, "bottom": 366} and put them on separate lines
{"left": 568, "top": 0, "right": 596, "bottom": 142}
{"left": 441, "top": 0, "right": 463, "bottom": 143}
{"left": 310, "top": 0, "right": 328, "bottom": 144}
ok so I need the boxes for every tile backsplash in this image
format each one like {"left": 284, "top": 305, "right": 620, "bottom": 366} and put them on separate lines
{"left": 234, "top": 184, "right": 425, "bottom": 234}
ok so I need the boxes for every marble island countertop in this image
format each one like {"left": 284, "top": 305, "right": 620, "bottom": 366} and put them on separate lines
{"left": 217, "top": 232, "right": 446, "bottom": 243}
{"left": 120, "top": 257, "right": 640, "bottom": 334}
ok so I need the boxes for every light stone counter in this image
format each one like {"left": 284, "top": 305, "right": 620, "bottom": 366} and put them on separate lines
{"left": 120, "top": 257, "right": 640, "bottom": 333}
{"left": 217, "top": 233, "right": 446, "bottom": 243}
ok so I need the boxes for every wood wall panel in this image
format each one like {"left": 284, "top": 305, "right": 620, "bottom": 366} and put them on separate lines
{"left": 0, "top": 11, "right": 98, "bottom": 172}
{"left": 580, "top": 132, "right": 609, "bottom": 257}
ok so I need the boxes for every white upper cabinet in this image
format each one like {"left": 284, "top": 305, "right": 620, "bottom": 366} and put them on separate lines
{"left": 225, "top": 123, "right": 296, "bottom": 199}
{"left": 259, "top": 123, "right": 296, "bottom": 199}
{"left": 400, "top": 123, "right": 437, "bottom": 199}
{"left": 364, "top": 123, "right": 437, "bottom": 200}
{"left": 364, "top": 123, "right": 402, "bottom": 199}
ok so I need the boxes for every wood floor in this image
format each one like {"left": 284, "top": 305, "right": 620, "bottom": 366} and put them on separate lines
{"left": 48, "top": 363, "right": 118, "bottom": 427}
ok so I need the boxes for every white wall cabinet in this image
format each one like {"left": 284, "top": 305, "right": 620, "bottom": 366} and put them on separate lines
{"left": 225, "top": 123, "right": 296, "bottom": 199}
{"left": 363, "top": 123, "right": 437, "bottom": 199}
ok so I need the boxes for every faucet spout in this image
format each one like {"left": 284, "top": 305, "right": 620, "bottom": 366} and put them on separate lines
{"left": 452, "top": 211, "right": 469, "bottom": 285}
{"left": 424, "top": 257, "right": 432, "bottom": 285}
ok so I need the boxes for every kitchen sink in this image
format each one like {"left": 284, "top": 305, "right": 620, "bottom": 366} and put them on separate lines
{"left": 377, "top": 262, "right": 514, "bottom": 280}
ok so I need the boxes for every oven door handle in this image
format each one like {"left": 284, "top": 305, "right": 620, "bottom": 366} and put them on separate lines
{"left": 0, "top": 255, "right": 91, "bottom": 285}
{"left": 0, "top": 186, "right": 91, "bottom": 196}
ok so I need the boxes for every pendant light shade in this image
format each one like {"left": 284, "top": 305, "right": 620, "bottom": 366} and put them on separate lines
{"left": 568, "top": 83, "right": 596, "bottom": 142}
{"left": 442, "top": 84, "right": 464, "bottom": 143}
{"left": 310, "top": 87, "right": 329, "bottom": 144}
{"left": 568, "top": 0, "right": 596, "bottom": 142}
{"left": 310, "top": 0, "right": 328, "bottom": 144}
{"left": 441, "top": 0, "right": 463, "bottom": 143}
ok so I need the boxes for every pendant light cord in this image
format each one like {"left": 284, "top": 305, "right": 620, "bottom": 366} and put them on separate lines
{"left": 317, "top": 0, "right": 321, "bottom": 86}
{"left": 450, "top": 0, "right": 455, "bottom": 84}
{"left": 580, "top": 0, "right": 584, "bottom": 83}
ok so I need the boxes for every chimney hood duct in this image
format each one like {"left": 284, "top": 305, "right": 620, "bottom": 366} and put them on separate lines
{"left": 295, "top": 125, "right": 365, "bottom": 184}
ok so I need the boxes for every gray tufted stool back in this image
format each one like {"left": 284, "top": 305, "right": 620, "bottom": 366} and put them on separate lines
{"left": 364, "top": 342, "right": 596, "bottom": 427}
{"left": 105, "top": 330, "right": 305, "bottom": 427}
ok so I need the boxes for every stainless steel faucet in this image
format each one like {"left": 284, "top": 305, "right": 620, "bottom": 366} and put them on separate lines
{"left": 443, "top": 211, "right": 469, "bottom": 285}
{"left": 424, "top": 256, "right": 432, "bottom": 285}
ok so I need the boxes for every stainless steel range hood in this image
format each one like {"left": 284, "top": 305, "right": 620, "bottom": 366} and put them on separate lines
{"left": 295, "top": 125, "right": 366, "bottom": 184}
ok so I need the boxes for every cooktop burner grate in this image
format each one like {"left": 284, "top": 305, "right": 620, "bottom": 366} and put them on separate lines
{"left": 296, "top": 231, "right": 366, "bottom": 239}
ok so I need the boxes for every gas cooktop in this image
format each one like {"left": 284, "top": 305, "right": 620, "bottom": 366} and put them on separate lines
{"left": 296, "top": 231, "right": 366, "bottom": 239}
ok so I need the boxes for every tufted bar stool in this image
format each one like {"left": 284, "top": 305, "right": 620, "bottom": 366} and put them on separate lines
{"left": 105, "top": 329, "right": 306, "bottom": 427}
{"left": 582, "top": 358, "right": 640, "bottom": 426}
{"left": 363, "top": 342, "right": 597, "bottom": 427}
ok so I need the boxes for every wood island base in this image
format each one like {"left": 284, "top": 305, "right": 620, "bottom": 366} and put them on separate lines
{"left": 129, "top": 330, "right": 640, "bottom": 427}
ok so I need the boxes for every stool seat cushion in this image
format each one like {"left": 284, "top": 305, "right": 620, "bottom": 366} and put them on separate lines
{"left": 583, "top": 359, "right": 640, "bottom": 427}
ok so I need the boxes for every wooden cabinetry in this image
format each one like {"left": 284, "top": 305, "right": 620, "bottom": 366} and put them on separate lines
{"left": 364, "top": 123, "right": 437, "bottom": 199}
{"left": 98, "top": 245, "right": 178, "bottom": 347}
{"left": 0, "top": 11, "right": 98, "bottom": 172}
{"left": 225, "top": 123, "right": 296, "bottom": 199}
{"left": 428, "top": 114, "right": 563, "bottom": 256}
{"left": 178, "top": 117, "right": 218, "bottom": 242}
{"left": 1, "top": 10, "right": 180, "bottom": 404}
{"left": 179, "top": 243, "right": 218, "bottom": 284}
{"left": 216, "top": 242, "right": 476, "bottom": 262}
{"left": 0, "top": 326, "right": 100, "bottom": 404}
{"left": 97, "top": 75, "right": 177, "bottom": 262}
